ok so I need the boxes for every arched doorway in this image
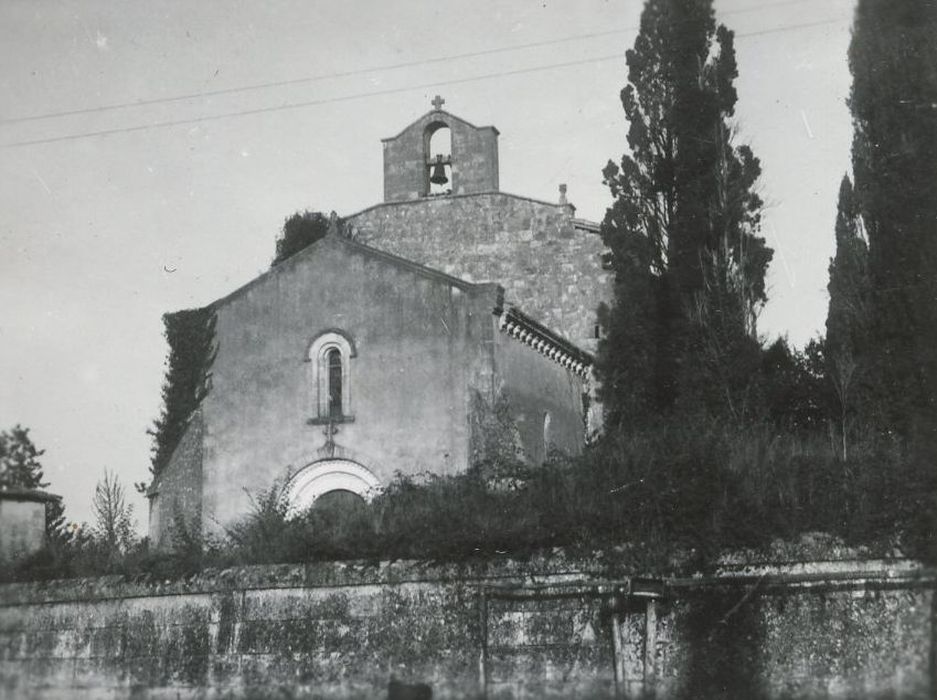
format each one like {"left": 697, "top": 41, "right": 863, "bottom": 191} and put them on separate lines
{"left": 283, "top": 459, "right": 381, "bottom": 518}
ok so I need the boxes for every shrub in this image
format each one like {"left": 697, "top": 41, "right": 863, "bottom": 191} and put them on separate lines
{"left": 5, "top": 419, "right": 921, "bottom": 583}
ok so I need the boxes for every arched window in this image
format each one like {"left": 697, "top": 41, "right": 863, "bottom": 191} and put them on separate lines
{"left": 307, "top": 331, "right": 355, "bottom": 423}
{"left": 327, "top": 348, "right": 342, "bottom": 419}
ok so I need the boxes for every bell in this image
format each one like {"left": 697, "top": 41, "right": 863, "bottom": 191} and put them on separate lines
{"left": 429, "top": 155, "right": 449, "bottom": 186}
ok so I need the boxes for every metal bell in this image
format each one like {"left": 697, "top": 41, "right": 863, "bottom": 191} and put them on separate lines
{"left": 429, "top": 155, "right": 449, "bottom": 186}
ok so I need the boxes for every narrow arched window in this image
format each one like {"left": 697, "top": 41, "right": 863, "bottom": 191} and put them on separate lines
{"left": 327, "top": 348, "right": 343, "bottom": 419}
{"left": 306, "top": 331, "right": 356, "bottom": 424}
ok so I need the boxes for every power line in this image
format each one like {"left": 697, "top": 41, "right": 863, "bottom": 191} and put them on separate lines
{"left": 3, "top": 55, "right": 621, "bottom": 148}
{"left": 0, "top": 0, "right": 822, "bottom": 126}
{"left": 2, "top": 32, "right": 628, "bottom": 126}
{"left": 1, "top": 16, "right": 847, "bottom": 150}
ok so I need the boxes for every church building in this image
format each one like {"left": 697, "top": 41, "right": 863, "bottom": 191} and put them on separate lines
{"left": 148, "top": 99, "right": 611, "bottom": 546}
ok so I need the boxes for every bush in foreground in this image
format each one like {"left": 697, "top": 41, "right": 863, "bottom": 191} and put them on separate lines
{"left": 4, "top": 420, "right": 923, "bottom": 583}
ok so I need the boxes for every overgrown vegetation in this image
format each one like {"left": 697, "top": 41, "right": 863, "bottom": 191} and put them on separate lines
{"left": 6, "top": 420, "right": 918, "bottom": 583}
{"left": 271, "top": 210, "right": 342, "bottom": 267}
{"left": 149, "top": 307, "right": 216, "bottom": 479}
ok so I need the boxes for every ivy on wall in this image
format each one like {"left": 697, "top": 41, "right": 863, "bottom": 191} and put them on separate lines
{"left": 149, "top": 307, "right": 217, "bottom": 479}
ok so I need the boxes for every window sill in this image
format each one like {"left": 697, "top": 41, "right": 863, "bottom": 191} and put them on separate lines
{"left": 307, "top": 415, "right": 355, "bottom": 426}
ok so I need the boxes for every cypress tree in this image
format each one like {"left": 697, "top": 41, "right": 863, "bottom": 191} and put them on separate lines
{"left": 848, "top": 0, "right": 937, "bottom": 559}
{"left": 825, "top": 174, "right": 870, "bottom": 456}
{"left": 597, "top": 0, "right": 771, "bottom": 427}
{"left": 848, "top": 0, "right": 937, "bottom": 436}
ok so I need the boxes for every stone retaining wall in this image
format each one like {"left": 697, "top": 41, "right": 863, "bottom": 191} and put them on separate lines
{"left": 0, "top": 555, "right": 933, "bottom": 699}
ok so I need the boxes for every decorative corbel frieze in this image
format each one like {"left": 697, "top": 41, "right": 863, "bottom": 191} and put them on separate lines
{"left": 496, "top": 310, "right": 591, "bottom": 379}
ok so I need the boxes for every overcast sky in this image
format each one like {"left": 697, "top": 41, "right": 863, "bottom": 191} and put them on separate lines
{"left": 0, "top": 0, "right": 854, "bottom": 527}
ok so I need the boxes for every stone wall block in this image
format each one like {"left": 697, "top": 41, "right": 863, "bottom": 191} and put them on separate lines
{"left": 348, "top": 193, "right": 612, "bottom": 351}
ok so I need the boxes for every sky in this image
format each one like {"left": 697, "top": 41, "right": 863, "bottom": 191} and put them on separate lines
{"left": 0, "top": 0, "right": 855, "bottom": 528}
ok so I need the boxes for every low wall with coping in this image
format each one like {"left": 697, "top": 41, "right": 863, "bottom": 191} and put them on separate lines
{"left": 0, "top": 552, "right": 933, "bottom": 699}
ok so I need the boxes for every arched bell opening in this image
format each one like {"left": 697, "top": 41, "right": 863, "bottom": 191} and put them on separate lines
{"left": 423, "top": 121, "right": 452, "bottom": 196}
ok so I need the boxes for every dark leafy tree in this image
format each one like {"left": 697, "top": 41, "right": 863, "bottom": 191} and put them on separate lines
{"left": 760, "top": 338, "right": 829, "bottom": 433}
{"left": 826, "top": 176, "right": 869, "bottom": 359}
{"left": 0, "top": 425, "right": 47, "bottom": 491}
{"left": 597, "top": 0, "right": 772, "bottom": 427}
{"left": 848, "top": 0, "right": 937, "bottom": 560}
{"left": 149, "top": 307, "right": 216, "bottom": 478}
{"left": 849, "top": 0, "right": 937, "bottom": 438}
{"left": 45, "top": 497, "right": 69, "bottom": 544}
{"left": 825, "top": 175, "right": 871, "bottom": 457}
{"left": 272, "top": 210, "right": 341, "bottom": 267}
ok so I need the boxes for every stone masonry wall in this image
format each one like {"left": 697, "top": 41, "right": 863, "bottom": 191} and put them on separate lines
{"left": 382, "top": 109, "right": 499, "bottom": 202}
{"left": 1, "top": 555, "right": 933, "bottom": 699}
{"left": 347, "top": 193, "right": 612, "bottom": 353}
{"left": 149, "top": 410, "right": 203, "bottom": 550}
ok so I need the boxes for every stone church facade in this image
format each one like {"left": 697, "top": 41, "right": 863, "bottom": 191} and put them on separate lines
{"left": 148, "top": 99, "right": 611, "bottom": 545}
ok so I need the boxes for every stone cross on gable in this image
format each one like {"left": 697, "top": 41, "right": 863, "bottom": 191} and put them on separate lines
{"left": 431, "top": 95, "right": 445, "bottom": 111}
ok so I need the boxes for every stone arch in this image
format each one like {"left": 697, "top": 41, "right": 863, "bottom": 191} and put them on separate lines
{"left": 283, "top": 459, "right": 381, "bottom": 517}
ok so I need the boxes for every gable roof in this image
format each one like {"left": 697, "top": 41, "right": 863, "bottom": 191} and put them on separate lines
{"left": 381, "top": 108, "right": 499, "bottom": 142}
{"left": 207, "top": 230, "right": 501, "bottom": 313}
{"left": 195, "top": 229, "right": 592, "bottom": 375}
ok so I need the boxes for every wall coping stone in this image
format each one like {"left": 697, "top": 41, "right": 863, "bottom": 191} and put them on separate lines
{"left": 344, "top": 190, "right": 588, "bottom": 223}
{"left": 1, "top": 546, "right": 931, "bottom": 608}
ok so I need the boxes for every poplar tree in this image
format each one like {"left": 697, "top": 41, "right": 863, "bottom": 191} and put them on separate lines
{"left": 91, "top": 470, "right": 136, "bottom": 555}
{"left": 825, "top": 175, "right": 870, "bottom": 457}
{"left": 848, "top": 0, "right": 937, "bottom": 437}
{"left": 597, "top": 0, "right": 771, "bottom": 428}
